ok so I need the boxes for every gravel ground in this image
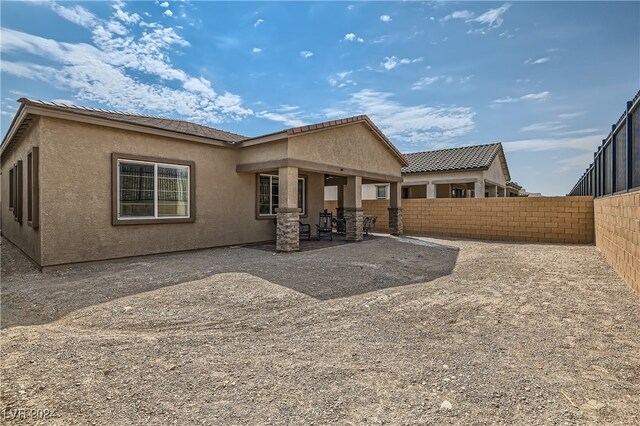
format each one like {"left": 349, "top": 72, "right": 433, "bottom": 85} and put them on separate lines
{"left": 1, "top": 235, "right": 639, "bottom": 425}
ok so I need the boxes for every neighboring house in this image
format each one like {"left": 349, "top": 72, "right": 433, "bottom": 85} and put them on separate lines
{"left": 326, "top": 142, "right": 512, "bottom": 200}
{"left": 506, "top": 181, "right": 525, "bottom": 197}
{"left": 1, "top": 99, "right": 407, "bottom": 268}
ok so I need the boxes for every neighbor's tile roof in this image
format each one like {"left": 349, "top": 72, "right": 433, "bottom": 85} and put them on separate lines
{"left": 402, "top": 143, "right": 503, "bottom": 174}
{"left": 17, "top": 98, "right": 249, "bottom": 143}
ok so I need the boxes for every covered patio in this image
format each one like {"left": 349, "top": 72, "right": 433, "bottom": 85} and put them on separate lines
{"left": 235, "top": 116, "right": 408, "bottom": 252}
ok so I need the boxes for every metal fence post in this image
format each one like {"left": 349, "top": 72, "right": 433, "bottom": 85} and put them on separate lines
{"left": 626, "top": 101, "right": 633, "bottom": 191}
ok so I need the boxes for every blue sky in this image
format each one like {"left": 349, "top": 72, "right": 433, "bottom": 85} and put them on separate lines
{"left": 1, "top": 1, "right": 638, "bottom": 195}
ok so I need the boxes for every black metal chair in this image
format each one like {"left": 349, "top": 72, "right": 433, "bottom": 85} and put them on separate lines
{"left": 363, "top": 215, "right": 377, "bottom": 236}
{"left": 299, "top": 221, "right": 311, "bottom": 240}
{"left": 332, "top": 217, "right": 346, "bottom": 234}
{"left": 316, "top": 210, "right": 333, "bottom": 241}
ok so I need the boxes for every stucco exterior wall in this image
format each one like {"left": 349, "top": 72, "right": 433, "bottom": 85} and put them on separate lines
{"left": 483, "top": 157, "right": 507, "bottom": 186}
{"left": 36, "top": 117, "right": 306, "bottom": 266}
{"left": 287, "top": 123, "right": 403, "bottom": 178}
{"left": 324, "top": 183, "right": 388, "bottom": 201}
{"left": 0, "top": 119, "right": 42, "bottom": 264}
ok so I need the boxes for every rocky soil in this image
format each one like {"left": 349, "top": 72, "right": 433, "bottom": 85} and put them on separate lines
{"left": 1, "top": 236, "right": 639, "bottom": 425}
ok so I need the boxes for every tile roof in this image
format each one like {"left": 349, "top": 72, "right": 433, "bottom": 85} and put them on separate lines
{"left": 402, "top": 143, "right": 503, "bottom": 174}
{"left": 17, "top": 98, "right": 248, "bottom": 143}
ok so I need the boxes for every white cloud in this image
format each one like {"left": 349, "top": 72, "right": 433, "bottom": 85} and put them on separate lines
{"left": 256, "top": 105, "right": 307, "bottom": 127}
{"left": 344, "top": 33, "right": 364, "bottom": 42}
{"left": 442, "top": 3, "right": 511, "bottom": 32}
{"left": 554, "top": 128, "right": 599, "bottom": 136}
{"left": 324, "top": 89, "right": 475, "bottom": 146}
{"left": 254, "top": 19, "right": 264, "bottom": 27}
{"left": 328, "top": 70, "right": 355, "bottom": 87}
{"left": 381, "top": 56, "right": 422, "bottom": 71}
{"left": 163, "top": 9, "right": 173, "bottom": 17}
{"left": 252, "top": 47, "right": 262, "bottom": 53}
{"left": 470, "top": 3, "right": 511, "bottom": 29}
{"left": 347, "top": 5, "right": 355, "bottom": 10}
{"left": 48, "top": 1, "right": 98, "bottom": 28}
{"left": 521, "top": 121, "right": 566, "bottom": 132}
{"left": 520, "top": 91, "right": 550, "bottom": 101}
{"left": 160, "top": 2, "right": 169, "bottom": 8}
{"left": 492, "top": 91, "right": 550, "bottom": 104}
{"left": 0, "top": 19, "right": 252, "bottom": 124}
{"left": 380, "top": 15, "right": 392, "bottom": 22}
{"left": 299, "top": 50, "right": 314, "bottom": 58}
{"left": 524, "top": 57, "right": 550, "bottom": 65}
{"left": 412, "top": 76, "right": 445, "bottom": 90}
{"left": 502, "top": 134, "right": 605, "bottom": 154}
{"left": 441, "top": 10, "right": 474, "bottom": 21}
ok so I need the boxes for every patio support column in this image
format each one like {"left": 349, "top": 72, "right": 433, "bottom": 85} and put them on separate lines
{"left": 336, "top": 184, "right": 345, "bottom": 219}
{"left": 276, "top": 166, "right": 299, "bottom": 252}
{"left": 344, "top": 176, "right": 363, "bottom": 241}
{"left": 475, "top": 180, "right": 485, "bottom": 198}
{"left": 426, "top": 182, "right": 435, "bottom": 199}
{"left": 388, "top": 181, "right": 403, "bottom": 236}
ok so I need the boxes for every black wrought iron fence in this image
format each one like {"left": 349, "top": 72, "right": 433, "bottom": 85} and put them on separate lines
{"left": 568, "top": 90, "right": 640, "bottom": 197}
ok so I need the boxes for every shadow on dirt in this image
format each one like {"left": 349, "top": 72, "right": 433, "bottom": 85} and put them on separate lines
{"left": 1, "top": 235, "right": 458, "bottom": 328}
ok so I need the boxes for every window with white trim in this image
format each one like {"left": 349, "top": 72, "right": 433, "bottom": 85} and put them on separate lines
{"left": 117, "top": 159, "right": 190, "bottom": 219}
{"left": 258, "top": 174, "right": 306, "bottom": 216}
{"left": 376, "top": 185, "right": 387, "bottom": 199}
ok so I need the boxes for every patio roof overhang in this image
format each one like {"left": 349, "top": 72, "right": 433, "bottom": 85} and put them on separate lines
{"left": 236, "top": 159, "right": 403, "bottom": 183}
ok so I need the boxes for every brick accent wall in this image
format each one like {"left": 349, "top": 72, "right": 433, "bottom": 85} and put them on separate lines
{"left": 325, "top": 196, "right": 594, "bottom": 244}
{"left": 594, "top": 192, "right": 640, "bottom": 295}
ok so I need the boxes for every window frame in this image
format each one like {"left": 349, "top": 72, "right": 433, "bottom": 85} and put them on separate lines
{"left": 375, "top": 184, "right": 388, "bottom": 199}
{"left": 8, "top": 166, "right": 14, "bottom": 211}
{"left": 27, "top": 147, "right": 40, "bottom": 228}
{"left": 111, "top": 153, "right": 195, "bottom": 226}
{"left": 12, "top": 161, "right": 23, "bottom": 224}
{"left": 255, "top": 172, "right": 307, "bottom": 219}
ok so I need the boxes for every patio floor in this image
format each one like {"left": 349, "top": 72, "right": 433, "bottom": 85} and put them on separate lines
{"left": 1, "top": 235, "right": 639, "bottom": 425}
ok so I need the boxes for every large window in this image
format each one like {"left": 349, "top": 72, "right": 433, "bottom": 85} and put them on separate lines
{"left": 113, "top": 154, "right": 194, "bottom": 224}
{"left": 258, "top": 174, "right": 306, "bottom": 216}
{"left": 10, "top": 161, "right": 23, "bottom": 224}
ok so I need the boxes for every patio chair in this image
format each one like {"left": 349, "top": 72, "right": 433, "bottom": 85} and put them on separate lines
{"left": 331, "top": 217, "right": 346, "bottom": 234}
{"left": 363, "top": 215, "right": 378, "bottom": 236}
{"left": 299, "top": 221, "right": 311, "bottom": 241}
{"left": 316, "top": 210, "right": 333, "bottom": 241}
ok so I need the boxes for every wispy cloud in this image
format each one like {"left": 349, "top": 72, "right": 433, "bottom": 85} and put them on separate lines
{"left": 299, "top": 50, "right": 313, "bottom": 58}
{"left": 0, "top": 4, "right": 252, "bottom": 124}
{"left": 256, "top": 107, "right": 306, "bottom": 128}
{"left": 254, "top": 18, "right": 264, "bottom": 27}
{"left": 492, "top": 91, "right": 550, "bottom": 104}
{"left": 252, "top": 47, "right": 262, "bottom": 53}
{"left": 327, "top": 71, "right": 355, "bottom": 88}
{"left": 381, "top": 56, "right": 422, "bottom": 71}
{"left": 324, "top": 89, "right": 475, "bottom": 146}
{"left": 521, "top": 91, "right": 550, "bottom": 101}
{"left": 380, "top": 15, "right": 392, "bottom": 22}
{"left": 442, "top": 3, "right": 511, "bottom": 33}
{"left": 502, "top": 134, "right": 605, "bottom": 153}
{"left": 411, "top": 75, "right": 460, "bottom": 90}
{"left": 524, "top": 57, "right": 550, "bottom": 65}
{"left": 521, "top": 121, "right": 566, "bottom": 132}
{"left": 344, "top": 33, "right": 364, "bottom": 43}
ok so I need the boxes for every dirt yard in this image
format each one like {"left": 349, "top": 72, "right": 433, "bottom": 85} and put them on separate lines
{"left": 1, "top": 236, "right": 639, "bottom": 425}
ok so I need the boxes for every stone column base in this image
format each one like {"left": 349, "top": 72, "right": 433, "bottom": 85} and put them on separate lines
{"left": 276, "top": 207, "right": 300, "bottom": 252}
{"left": 388, "top": 207, "right": 403, "bottom": 236}
{"left": 344, "top": 207, "right": 364, "bottom": 241}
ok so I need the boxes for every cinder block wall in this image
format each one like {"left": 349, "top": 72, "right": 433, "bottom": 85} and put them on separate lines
{"left": 594, "top": 192, "right": 640, "bottom": 295}
{"left": 325, "top": 196, "right": 594, "bottom": 244}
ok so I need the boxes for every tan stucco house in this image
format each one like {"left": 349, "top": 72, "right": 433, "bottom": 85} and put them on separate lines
{"left": 326, "top": 142, "right": 512, "bottom": 201}
{"left": 400, "top": 143, "right": 511, "bottom": 199}
{"left": 1, "top": 99, "right": 407, "bottom": 269}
